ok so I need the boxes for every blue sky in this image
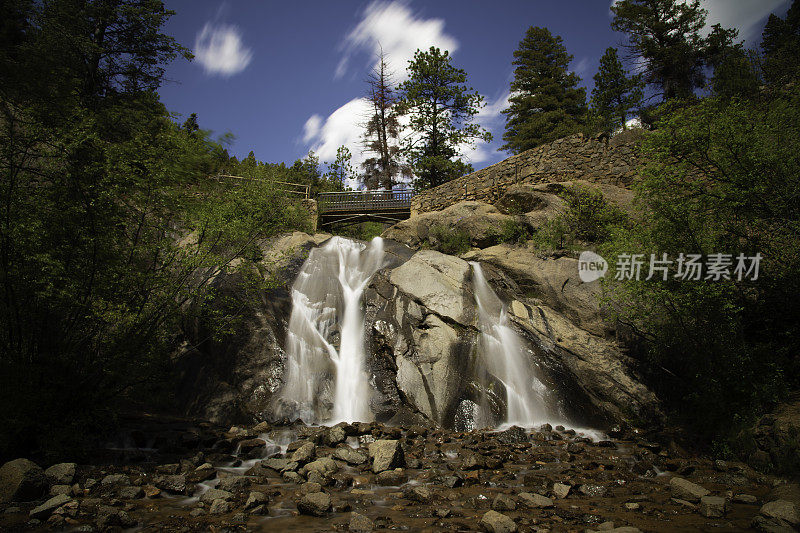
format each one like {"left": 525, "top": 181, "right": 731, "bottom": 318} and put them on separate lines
{"left": 159, "top": 0, "right": 790, "bottom": 179}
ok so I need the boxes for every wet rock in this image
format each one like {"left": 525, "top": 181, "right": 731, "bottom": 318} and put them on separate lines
{"left": 349, "top": 511, "right": 374, "bottom": 532}
{"left": 217, "top": 475, "right": 250, "bottom": 492}
{"left": 335, "top": 447, "right": 368, "bottom": 465}
{"left": 0, "top": 458, "right": 47, "bottom": 502}
{"left": 624, "top": 502, "right": 640, "bottom": 511}
{"left": 200, "top": 488, "right": 233, "bottom": 504}
{"left": 49, "top": 485, "right": 71, "bottom": 497}
{"left": 290, "top": 441, "right": 316, "bottom": 464}
{"left": 669, "top": 477, "right": 710, "bottom": 502}
{"left": 245, "top": 491, "right": 268, "bottom": 510}
{"left": 300, "top": 482, "right": 322, "bottom": 494}
{"left": 188, "top": 463, "right": 216, "bottom": 483}
{"left": 376, "top": 468, "right": 407, "bottom": 486}
{"left": 403, "top": 485, "right": 431, "bottom": 503}
{"left": 462, "top": 452, "right": 486, "bottom": 470}
{"left": 101, "top": 474, "right": 130, "bottom": 486}
{"left": 492, "top": 493, "right": 517, "bottom": 511}
{"left": 96, "top": 505, "right": 136, "bottom": 529}
{"left": 209, "top": 498, "right": 230, "bottom": 514}
{"left": 553, "top": 482, "right": 571, "bottom": 499}
{"left": 734, "top": 493, "right": 758, "bottom": 504}
{"left": 117, "top": 486, "right": 144, "bottom": 499}
{"left": 142, "top": 484, "right": 161, "bottom": 498}
{"left": 283, "top": 471, "right": 303, "bottom": 484}
{"left": 518, "top": 492, "right": 554, "bottom": 509}
{"left": 496, "top": 426, "right": 528, "bottom": 444}
{"left": 44, "top": 463, "right": 76, "bottom": 486}
{"left": 326, "top": 426, "right": 347, "bottom": 446}
{"left": 579, "top": 484, "right": 608, "bottom": 497}
{"left": 29, "top": 494, "right": 72, "bottom": 520}
{"left": 297, "top": 491, "right": 331, "bottom": 516}
{"left": 154, "top": 474, "right": 187, "bottom": 494}
{"left": 302, "top": 457, "right": 338, "bottom": 479}
{"left": 238, "top": 438, "right": 266, "bottom": 455}
{"left": 480, "top": 509, "right": 517, "bottom": 533}
{"left": 368, "top": 440, "right": 405, "bottom": 473}
{"left": 758, "top": 500, "right": 799, "bottom": 528}
{"left": 699, "top": 495, "right": 727, "bottom": 518}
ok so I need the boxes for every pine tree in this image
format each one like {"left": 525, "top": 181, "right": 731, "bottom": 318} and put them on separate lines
{"left": 611, "top": 0, "right": 708, "bottom": 100}
{"left": 397, "top": 47, "right": 491, "bottom": 190}
{"left": 590, "top": 47, "right": 643, "bottom": 132}
{"left": 361, "top": 52, "right": 407, "bottom": 190}
{"left": 326, "top": 146, "right": 356, "bottom": 188}
{"left": 501, "top": 27, "right": 587, "bottom": 154}
{"left": 761, "top": 0, "right": 800, "bottom": 86}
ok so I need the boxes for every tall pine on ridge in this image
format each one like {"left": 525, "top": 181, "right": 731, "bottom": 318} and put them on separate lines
{"left": 590, "top": 47, "right": 643, "bottom": 133}
{"left": 501, "top": 26, "right": 587, "bottom": 154}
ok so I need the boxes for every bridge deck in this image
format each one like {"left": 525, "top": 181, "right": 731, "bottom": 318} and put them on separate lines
{"left": 317, "top": 190, "right": 413, "bottom": 227}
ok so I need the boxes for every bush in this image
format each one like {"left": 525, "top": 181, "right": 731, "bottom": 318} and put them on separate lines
{"left": 428, "top": 224, "right": 472, "bottom": 255}
{"left": 497, "top": 218, "right": 533, "bottom": 245}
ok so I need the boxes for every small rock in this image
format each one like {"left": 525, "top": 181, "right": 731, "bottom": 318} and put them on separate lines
{"left": 496, "top": 426, "right": 528, "bottom": 444}
{"left": 245, "top": 491, "right": 268, "bottom": 510}
{"left": 101, "top": 474, "right": 129, "bottom": 486}
{"left": 518, "top": 492, "right": 553, "bottom": 509}
{"left": 44, "top": 463, "right": 76, "bottom": 486}
{"left": 216, "top": 475, "right": 250, "bottom": 492}
{"left": 334, "top": 447, "right": 367, "bottom": 465}
{"left": 402, "top": 486, "right": 431, "bottom": 503}
{"left": 624, "top": 502, "right": 641, "bottom": 511}
{"left": 200, "top": 488, "right": 233, "bottom": 504}
{"left": 733, "top": 494, "right": 758, "bottom": 504}
{"left": 238, "top": 438, "right": 266, "bottom": 455}
{"left": 297, "top": 491, "right": 331, "bottom": 516}
{"left": 282, "top": 471, "right": 303, "bottom": 484}
{"left": 349, "top": 511, "right": 374, "bottom": 532}
{"left": 368, "top": 440, "right": 405, "bottom": 473}
{"left": 376, "top": 468, "right": 406, "bottom": 486}
{"left": 553, "top": 482, "right": 571, "bottom": 499}
{"left": 49, "top": 485, "right": 72, "bottom": 497}
{"left": 155, "top": 474, "right": 186, "bottom": 494}
{"left": 699, "top": 495, "right": 726, "bottom": 518}
{"left": 142, "top": 485, "right": 161, "bottom": 498}
{"left": 492, "top": 493, "right": 517, "bottom": 511}
{"left": 669, "top": 477, "right": 710, "bottom": 502}
{"left": 480, "top": 510, "right": 517, "bottom": 533}
{"left": 209, "top": 498, "right": 230, "bottom": 514}
{"left": 300, "top": 482, "right": 322, "bottom": 494}
{"left": 302, "top": 457, "right": 338, "bottom": 479}
{"left": 117, "top": 486, "right": 144, "bottom": 500}
{"left": 759, "top": 500, "right": 800, "bottom": 527}
{"left": 326, "top": 426, "right": 347, "bottom": 446}
{"left": 0, "top": 458, "right": 47, "bottom": 502}
{"left": 290, "top": 442, "right": 316, "bottom": 464}
{"left": 189, "top": 508, "right": 205, "bottom": 517}
{"left": 29, "top": 494, "right": 71, "bottom": 520}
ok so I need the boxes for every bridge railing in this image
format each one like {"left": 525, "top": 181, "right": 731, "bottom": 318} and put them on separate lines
{"left": 317, "top": 190, "right": 414, "bottom": 213}
{"left": 212, "top": 175, "right": 310, "bottom": 199}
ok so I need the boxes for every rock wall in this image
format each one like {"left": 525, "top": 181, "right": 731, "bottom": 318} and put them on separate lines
{"left": 411, "top": 132, "right": 641, "bottom": 215}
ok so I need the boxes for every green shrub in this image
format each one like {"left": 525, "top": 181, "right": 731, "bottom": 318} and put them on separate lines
{"left": 560, "top": 185, "right": 628, "bottom": 242}
{"left": 498, "top": 218, "right": 533, "bottom": 245}
{"left": 428, "top": 224, "right": 472, "bottom": 255}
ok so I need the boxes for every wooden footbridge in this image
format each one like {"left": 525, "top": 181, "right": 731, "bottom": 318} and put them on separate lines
{"left": 213, "top": 175, "right": 414, "bottom": 228}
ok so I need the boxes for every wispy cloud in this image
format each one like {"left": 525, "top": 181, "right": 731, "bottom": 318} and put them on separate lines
{"left": 194, "top": 23, "right": 253, "bottom": 77}
{"left": 336, "top": 0, "right": 458, "bottom": 80}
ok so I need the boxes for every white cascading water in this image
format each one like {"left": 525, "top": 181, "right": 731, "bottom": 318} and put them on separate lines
{"left": 471, "top": 262, "right": 552, "bottom": 427}
{"left": 278, "top": 236, "right": 384, "bottom": 424}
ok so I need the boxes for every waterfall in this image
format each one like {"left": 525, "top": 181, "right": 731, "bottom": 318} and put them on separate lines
{"left": 471, "top": 262, "right": 553, "bottom": 427}
{"left": 277, "top": 236, "right": 384, "bottom": 424}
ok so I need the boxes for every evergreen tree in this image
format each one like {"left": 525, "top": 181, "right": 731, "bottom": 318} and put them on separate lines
{"left": 325, "top": 146, "right": 356, "bottom": 188}
{"left": 183, "top": 112, "right": 200, "bottom": 134}
{"left": 397, "top": 47, "right": 491, "bottom": 190}
{"left": 501, "top": 27, "right": 587, "bottom": 154}
{"left": 611, "top": 0, "right": 708, "bottom": 100}
{"left": 590, "top": 47, "right": 644, "bottom": 132}
{"left": 705, "top": 25, "right": 760, "bottom": 99}
{"left": 762, "top": 0, "right": 800, "bottom": 86}
{"left": 361, "top": 52, "right": 408, "bottom": 190}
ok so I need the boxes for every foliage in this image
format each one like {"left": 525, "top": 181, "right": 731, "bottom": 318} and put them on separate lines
{"left": 333, "top": 221, "right": 386, "bottom": 242}
{"left": 761, "top": 0, "right": 800, "bottom": 86}
{"left": 497, "top": 218, "right": 533, "bottom": 246}
{"left": 324, "top": 146, "right": 356, "bottom": 189}
{"left": 590, "top": 47, "right": 644, "bottom": 133}
{"left": 502, "top": 27, "right": 587, "bottom": 153}
{"left": 427, "top": 225, "right": 471, "bottom": 256}
{"left": 397, "top": 47, "right": 492, "bottom": 190}
{"left": 362, "top": 52, "right": 408, "bottom": 190}
{"left": 0, "top": 0, "right": 307, "bottom": 460}
{"left": 611, "top": 0, "right": 714, "bottom": 100}
{"left": 560, "top": 185, "right": 629, "bottom": 243}
{"left": 600, "top": 90, "right": 800, "bottom": 444}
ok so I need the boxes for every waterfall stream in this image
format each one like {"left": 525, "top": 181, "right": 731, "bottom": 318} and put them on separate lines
{"left": 471, "top": 262, "right": 554, "bottom": 427}
{"left": 276, "top": 236, "right": 384, "bottom": 424}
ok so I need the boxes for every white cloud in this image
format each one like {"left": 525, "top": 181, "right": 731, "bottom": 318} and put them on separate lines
{"left": 194, "top": 23, "right": 253, "bottom": 77}
{"left": 572, "top": 57, "right": 592, "bottom": 79}
{"left": 337, "top": 0, "right": 459, "bottom": 80}
{"left": 302, "top": 115, "right": 323, "bottom": 144}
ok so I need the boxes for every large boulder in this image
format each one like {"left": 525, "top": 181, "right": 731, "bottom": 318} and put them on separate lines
{"left": 383, "top": 201, "right": 515, "bottom": 249}
{"left": 0, "top": 458, "right": 47, "bottom": 503}
{"left": 389, "top": 250, "right": 472, "bottom": 324}
{"left": 747, "top": 395, "right": 800, "bottom": 475}
{"left": 464, "top": 245, "right": 611, "bottom": 337}
{"left": 44, "top": 463, "right": 76, "bottom": 486}
{"left": 368, "top": 440, "right": 405, "bottom": 473}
